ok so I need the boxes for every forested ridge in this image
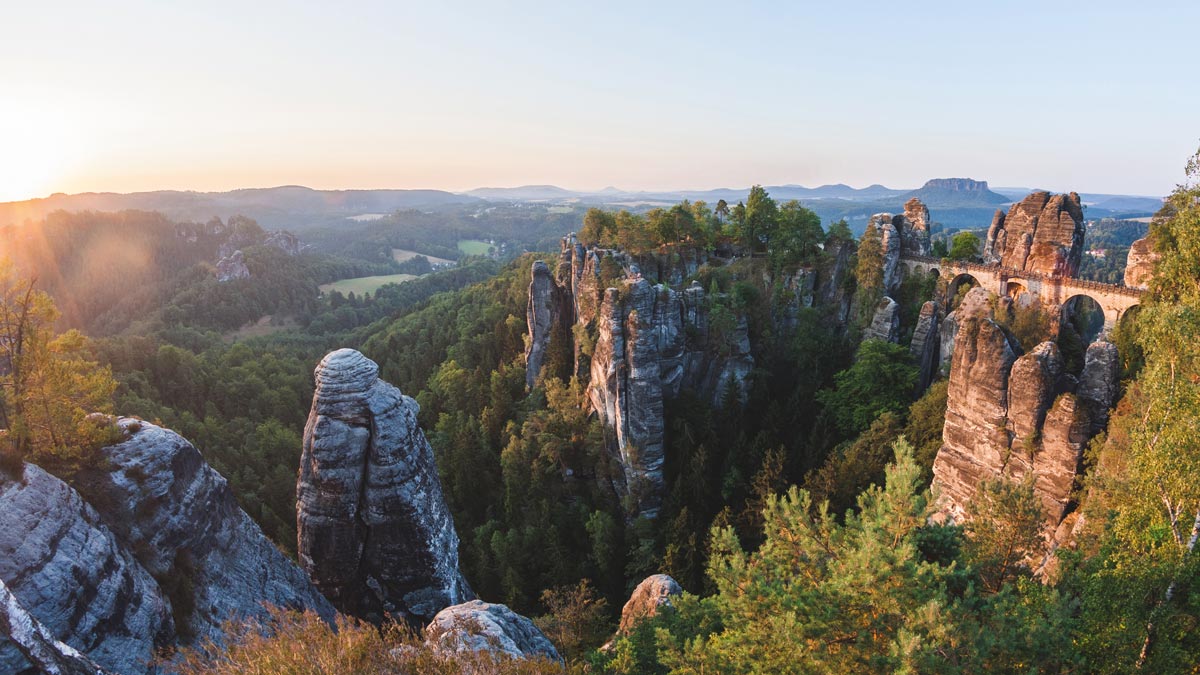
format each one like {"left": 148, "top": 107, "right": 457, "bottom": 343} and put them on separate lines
{"left": 1, "top": 151, "right": 1197, "bottom": 673}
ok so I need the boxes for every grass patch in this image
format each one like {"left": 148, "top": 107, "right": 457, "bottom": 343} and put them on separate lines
{"left": 457, "top": 239, "right": 493, "bottom": 256}
{"left": 319, "top": 274, "right": 419, "bottom": 296}
{"left": 392, "top": 248, "right": 455, "bottom": 266}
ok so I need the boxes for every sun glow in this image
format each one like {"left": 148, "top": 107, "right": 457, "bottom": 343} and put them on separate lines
{"left": 0, "top": 106, "right": 75, "bottom": 203}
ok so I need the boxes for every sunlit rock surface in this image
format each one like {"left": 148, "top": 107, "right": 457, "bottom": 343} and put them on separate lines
{"left": 982, "top": 191, "right": 1085, "bottom": 276}
{"left": 426, "top": 600, "right": 562, "bottom": 664}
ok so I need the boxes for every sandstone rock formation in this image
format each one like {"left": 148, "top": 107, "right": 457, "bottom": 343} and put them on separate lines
{"left": 869, "top": 198, "right": 931, "bottom": 293}
{"left": 932, "top": 293, "right": 1120, "bottom": 535}
{"left": 616, "top": 575, "right": 683, "bottom": 635}
{"left": 1077, "top": 341, "right": 1120, "bottom": 435}
{"left": 0, "top": 578, "right": 112, "bottom": 675}
{"left": 426, "top": 600, "right": 562, "bottom": 664}
{"left": 297, "top": 348, "right": 472, "bottom": 623}
{"left": 864, "top": 296, "right": 900, "bottom": 343}
{"left": 982, "top": 191, "right": 1085, "bottom": 277}
{"left": 264, "top": 229, "right": 302, "bottom": 256}
{"left": 910, "top": 300, "right": 941, "bottom": 391}
{"left": 75, "top": 418, "right": 335, "bottom": 642}
{"left": 215, "top": 249, "right": 250, "bottom": 282}
{"left": 0, "top": 464, "right": 172, "bottom": 675}
{"left": 525, "top": 260, "right": 566, "bottom": 388}
{"left": 526, "top": 234, "right": 861, "bottom": 518}
{"left": 1123, "top": 236, "right": 1159, "bottom": 289}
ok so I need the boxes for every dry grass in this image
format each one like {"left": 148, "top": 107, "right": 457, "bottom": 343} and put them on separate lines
{"left": 162, "top": 607, "right": 569, "bottom": 675}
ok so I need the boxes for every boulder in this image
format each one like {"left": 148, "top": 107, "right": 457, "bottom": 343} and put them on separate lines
{"left": 0, "top": 465, "right": 171, "bottom": 675}
{"left": 426, "top": 600, "right": 562, "bottom": 664}
{"left": 297, "top": 349, "right": 472, "bottom": 623}
{"left": 617, "top": 575, "right": 683, "bottom": 635}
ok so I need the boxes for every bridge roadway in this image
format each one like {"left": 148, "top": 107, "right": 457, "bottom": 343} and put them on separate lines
{"left": 900, "top": 255, "right": 1145, "bottom": 332}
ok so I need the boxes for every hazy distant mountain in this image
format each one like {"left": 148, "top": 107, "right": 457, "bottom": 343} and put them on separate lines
{"left": 0, "top": 186, "right": 479, "bottom": 230}
{"left": 464, "top": 185, "right": 580, "bottom": 200}
{"left": 902, "top": 178, "right": 1010, "bottom": 207}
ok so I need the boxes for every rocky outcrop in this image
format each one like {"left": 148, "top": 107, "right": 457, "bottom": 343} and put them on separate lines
{"left": 863, "top": 296, "right": 900, "bottom": 343}
{"left": 215, "top": 249, "right": 250, "bottom": 282}
{"left": 426, "top": 600, "right": 562, "bottom": 664}
{"left": 0, "top": 465, "right": 172, "bottom": 675}
{"left": 525, "top": 260, "right": 566, "bottom": 388}
{"left": 617, "top": 575, "right": 682, "bottom": 635}
{"left": 0, "top": 578, "right": 112, "bottom": 675}
{"left": 263, "top": 230, "right": 302, "bottom": 256}
{"left": 932, "top": 292, "right": 1120, "bottom": 536}
{"left": 870, "top": 198, "right": 931, "bottom": 293}
{"left": 297, "top": 349, "right": 472, "bottom": 623}
{"left": 910, "top": 301, "right": 941, "bottom": 391}
{"left": 982, "top": 191, "right": 1085, "bottom": 277}
{"left": 75, "top": 418, "right": 335, "bottom": 643}
{"left": 1123, "top": 236, "right": 1159, "bottom": 289}
{"left": 1077, "top": 341, "right": 1120, "bottom": 435}
{"left": 875, "top": 215, "right": 902, "bottom": 293}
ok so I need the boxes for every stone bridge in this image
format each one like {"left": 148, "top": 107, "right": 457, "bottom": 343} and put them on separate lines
{"left": 901, "top": 255, "right": 1145, "bottom": 332}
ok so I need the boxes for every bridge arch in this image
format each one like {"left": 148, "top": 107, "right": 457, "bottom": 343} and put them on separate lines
{"left": 1061, "top": 294, "right": 1106, "bottom": 344}
{"left": 948, "top": 272, "right": 980, "bottom": 309}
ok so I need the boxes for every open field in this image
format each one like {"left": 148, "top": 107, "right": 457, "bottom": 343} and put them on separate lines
{"left": 319, "top": 273, "right": 419, "bottom": 296}
{"left": 457, "top": 239, "right": 493, "bottom": 255}
{"left": 224, "top": 315, "right": 297, "bottom": 341}
{"left": 392, "top": 248, "right": 456, "bottom": 265}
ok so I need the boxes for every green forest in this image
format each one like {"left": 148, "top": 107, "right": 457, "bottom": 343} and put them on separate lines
{"left": 1, "top": 153, "right": 1197, "bottom": 673}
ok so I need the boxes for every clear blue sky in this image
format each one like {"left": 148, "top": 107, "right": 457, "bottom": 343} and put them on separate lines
{"left": 1, "top": 0, "right": 1196, "bottom": 201}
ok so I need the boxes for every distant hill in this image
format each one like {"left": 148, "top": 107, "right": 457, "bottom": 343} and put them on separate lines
{"left": 464, "top": 185, "right": 580, "bottom": 200}
{"left": 902, "top": 178, "right": 1009, "bottom": 207}
{"left": 0, "top": 186, "right": 479, "bottom": 230}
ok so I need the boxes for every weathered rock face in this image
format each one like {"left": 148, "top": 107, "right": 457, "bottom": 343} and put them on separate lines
{"left": 426, "top": 600, "right": 562, "bottom": 664}
{"left": 910, "top": 301, "right": 941, "bottom": 391}
{"left": 932, "top": 294, "right": 1120, "bottom": 536}
{"left": 901, "top": 198, "right": 932, "bottom": 257}
{"left": 870, "top": 198, "right": 931, "bottom": 293}
{"left": 864, "top": 296, "right": 900, "bottom": 343}
{"left": 297, "top": 349, "right": 472, "bottom": 623}
{"left": 1123, "top": 236, "right": 1159, "bottom": 290}
{"left": 0, "top": 465, "right": 172, "bottom": 675}
{"left": 0, "top": 577, "right": 113, "bottom": 675}
{"left": 1077, "top": 341, "right": 1120, "bottom": 435}
{"left": 263, "top": 230, "right": 302, "bottom": 256}
{"left": 982, "top": 191, "right": 1085, "bottom": 277}
{"left": 75, "top": 418, "right": 335, "bottom": 643}
{"left": 617, "top": 575, "right": 683, "bottom": 635}
{"left": 875, "top": 215, "right": 902, "bottom": 293}
{"left": 525, "top": 260, "right": 564, "bottom": 388}
{"left": 215, "top": 249, "right": 250, "bottom": 282}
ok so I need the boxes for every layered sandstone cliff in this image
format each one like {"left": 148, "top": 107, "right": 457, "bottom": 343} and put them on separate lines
{"left": 1123, "top": 235, "right": 1159, "bottom": 290}
{"left": 982, "top": 191, "right": 1085, "bottom": 277}
{"left": 77, "top": 418, "right": 335, "bottom": 641}
{"left": 932, "top": 289, "right": 1119, "bottom": 534}
{"left": 297, "top": 348, "right": 472, "bottom": 623}
{"left": 1, "top": 418, "right": 333, "bottom": 674}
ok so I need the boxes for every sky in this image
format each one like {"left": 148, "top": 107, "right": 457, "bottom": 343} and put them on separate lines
{"left": 1, "top": 0, "right": 1197, "bottom": 202}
